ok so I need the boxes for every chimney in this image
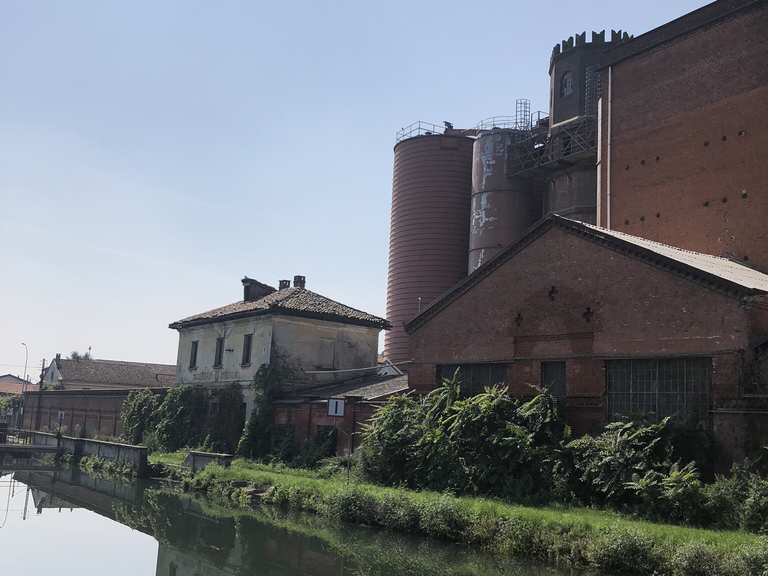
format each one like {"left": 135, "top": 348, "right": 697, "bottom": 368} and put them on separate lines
{"left": 279, "top": 279, "right": 291, "bottom": 290}
{"left": 242, "top": 276, "right": 276, "bottom": 302}
{"left": 293, "top": 275, "right": 306, "bottom": 289}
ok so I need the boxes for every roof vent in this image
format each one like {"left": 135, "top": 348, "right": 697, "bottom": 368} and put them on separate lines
{"left": 242, "top": 277, "right": 276, "bottom": 302}
{"left": 279, "top": 279, "right": 291, "bottom": 290}
{"left": 293, "top": 275, "right": 306, "bottom": 289}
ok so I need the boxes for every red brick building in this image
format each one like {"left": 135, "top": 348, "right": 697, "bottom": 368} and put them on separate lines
{"left": 596, "top": 0, "right": 768, "bottom": 271}
{"left": 406, "top": 216, "right": 768, "bottom": 461}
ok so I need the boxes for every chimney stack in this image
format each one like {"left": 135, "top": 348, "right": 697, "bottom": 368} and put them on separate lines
{"left": 279, "top": 279, "right": 291, "bottom": 290}
{"left": 293, "top": 275, "right": 306, "bottom": 289}
{"left": 242, "top": 277, "right": 276, "bottom": 302}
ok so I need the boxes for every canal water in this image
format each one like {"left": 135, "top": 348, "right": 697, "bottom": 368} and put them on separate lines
{"left": 0, "top": 468, "right": 572, "bottom": 576}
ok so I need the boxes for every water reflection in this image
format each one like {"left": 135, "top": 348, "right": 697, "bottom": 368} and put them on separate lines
{"left": 1, "top": 467, "right": 570, "bottom": 576}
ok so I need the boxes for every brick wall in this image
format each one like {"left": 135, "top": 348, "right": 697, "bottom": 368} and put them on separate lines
{"left": 598, "top": 3, "right": 768, "bottom": 271}
{"left": 22, "top": 388, "right": 167, "bottom": 439}
{"left": 273, "top": 399, "right": 380, "bottom": 455}
{"left": 408, "top": 226, "right": 767, "bottom": 446}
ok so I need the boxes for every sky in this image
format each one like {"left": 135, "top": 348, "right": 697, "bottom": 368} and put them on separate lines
{"left": 0, "top": 0, "right": 710, "bottom": 375}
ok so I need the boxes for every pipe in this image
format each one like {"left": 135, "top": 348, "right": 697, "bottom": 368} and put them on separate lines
{"left": 596, "top": 96, "right": 602, "bottom": 226}
{"left": 606, "top": 65, "right": 613, "bottom": 229}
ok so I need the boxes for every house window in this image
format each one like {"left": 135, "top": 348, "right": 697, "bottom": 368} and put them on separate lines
{"left": 189, "top": 341, "right": 198, "bottom": 370}
{"left": 242, "top": 333, "right": 253, "bottom": 366}
{"left": 214, "top": 337, "right": 225, "bottom": 368}
{"left": 436, "top": 363, "right": 507, "bottom": 397}
{"left": 606, "top": 358, "right": 711, "bottom": 424}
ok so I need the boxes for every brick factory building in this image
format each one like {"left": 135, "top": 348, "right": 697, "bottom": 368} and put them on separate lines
{"left": 595, "top": 0, "right": 768, "bottom": 270}
{"left": 384, "top": 0, "right": 768, "bottom": 460}
{"left": 406, "top": 216, "right": 768, "bottom": 462}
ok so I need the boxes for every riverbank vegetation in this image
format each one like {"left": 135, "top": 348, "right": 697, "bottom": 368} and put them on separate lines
{"left": 186, "top": 459, "right": 768, "bottom": 576}
{"left": 133, "top": 374, "right": 768, "bottom": 574}
{"left": 358, "top": 379, "right": 768, "bottom": 533}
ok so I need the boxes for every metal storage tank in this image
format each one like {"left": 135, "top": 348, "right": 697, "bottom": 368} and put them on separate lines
{"left": 468, "top": 128, "right": 542, "bottom": 273}
{"left": 384, "top": 126, "right": 474, "bottom": 363}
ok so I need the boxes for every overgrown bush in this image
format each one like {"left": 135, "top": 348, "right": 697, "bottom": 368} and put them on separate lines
{"left": 154, "top": 385, "right": 209, "bottom": 451}
{"left": 586, "top": 529, "right": 666, "bottom": 575}
{"left": 359, "top": 393, "right": 425, "bottom": 486}
{"left": 120, "top": 388, "right": 159, "bottom": 445}
{"left": 561, "top": 417, "right": 673, "bottom": 507}
{"left": 237, "top": 351, "right": 294, "bottom": 459}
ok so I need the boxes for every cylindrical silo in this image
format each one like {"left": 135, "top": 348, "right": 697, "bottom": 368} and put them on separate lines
{"left": 384, "top": 132, "right": 474, "bottom": 363}
{"left": 468, "top": 129, "right": 542, "bottom": 273}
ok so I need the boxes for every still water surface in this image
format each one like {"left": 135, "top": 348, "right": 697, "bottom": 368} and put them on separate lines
{"left": 0, "top": 467, "right": 572, "bottom": 575}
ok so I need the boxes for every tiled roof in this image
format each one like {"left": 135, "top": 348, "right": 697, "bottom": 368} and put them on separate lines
{"left": 0, "top": 374, "right": 30, "bottom": 395}
{"left": 277, "top": 373, "right": 409, "bottom": 401}
{"left": 406, "top": 215, "right": 768, "bottom": 332}
{"left": 170, "top": 287, "right": 390, "bottom": 330}
{"left": 54, "top": 359, "right": 176, "bottom": 388}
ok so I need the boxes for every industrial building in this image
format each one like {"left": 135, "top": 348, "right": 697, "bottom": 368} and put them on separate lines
{"left": 385, "top": 0, "right": 768, "bottom": 461}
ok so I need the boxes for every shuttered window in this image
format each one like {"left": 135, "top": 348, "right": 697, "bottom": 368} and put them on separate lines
{"left": 214, "top": 337, "right": 225, "bottom": 368}
{"left": 189, "top": 341, "right": 198, "bottom": 370}
{"left": 241, "top": 333, "right": 253, "bottom": 366}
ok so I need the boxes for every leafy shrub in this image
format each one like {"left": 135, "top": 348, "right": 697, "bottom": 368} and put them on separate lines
{"left": 154, "top": 385, "right": 209, "bottom": 451}
{"left": 563, "top": 418, "right": 673, "bottom": 507}
{"left": 359, "top": 393, "right": 425, "bottom": 486}
{"left": 373, "top": 492, "right": 420, "bottom": 532}
{"left": 586, "top": 528, "right": 666, "bottom": 575}
{"left": 671, "top": 542, "right": 739, "bottom": 576}
{"left": 742, "top": 475, "right": 768, "bottom": 533}
{"left": 206, "top": 384, "right": 246, "bottom": 453}
{"left": 237, "top": 353, "right": 294, "bottom": 459}
{"left": 416, "top": 495, "right": 469, "bottom": 541}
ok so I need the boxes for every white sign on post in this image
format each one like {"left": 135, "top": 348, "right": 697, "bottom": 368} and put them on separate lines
{"left": 328, "top": 398, "right": 345, "bottom": 417}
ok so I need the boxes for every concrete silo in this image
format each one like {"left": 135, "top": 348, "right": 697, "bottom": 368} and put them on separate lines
{"left": 384, "top": 123, "right": 474, "bottom": 363}
{"left": 469, "top": 124, "right": 543, "bottom": 273}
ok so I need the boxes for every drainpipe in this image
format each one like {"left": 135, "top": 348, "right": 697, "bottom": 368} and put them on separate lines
{"left": 606, "top": 65, "right": 613, "bottom": 229}
{"left": 596, "top": 96, "right": 602, "bottom": 226}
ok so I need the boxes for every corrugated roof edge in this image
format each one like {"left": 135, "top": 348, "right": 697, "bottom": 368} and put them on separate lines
{"left": 405, "top": 214, "right": 768, "bottom": 333}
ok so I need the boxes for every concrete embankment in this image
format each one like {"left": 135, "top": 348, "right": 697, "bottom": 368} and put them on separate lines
{"left": 22, "top": 429, "right": 148, "bottom": 477}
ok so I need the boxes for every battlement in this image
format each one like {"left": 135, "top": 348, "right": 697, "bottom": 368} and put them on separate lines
{"left": 551, "top": 29, "right": 633, "bottom": 64}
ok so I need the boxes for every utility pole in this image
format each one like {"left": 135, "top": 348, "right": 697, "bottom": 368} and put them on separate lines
{"left": 20, "top": 343, "right": 28, "bottom": 391}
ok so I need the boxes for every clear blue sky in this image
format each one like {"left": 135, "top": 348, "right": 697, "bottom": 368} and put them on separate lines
{"left": 0, "top": 0, "right": 709, "bottom": 374}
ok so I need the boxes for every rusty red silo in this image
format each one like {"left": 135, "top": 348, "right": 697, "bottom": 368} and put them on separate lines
{"left": 384, "top": 128, "right": 474, "bottom": 363}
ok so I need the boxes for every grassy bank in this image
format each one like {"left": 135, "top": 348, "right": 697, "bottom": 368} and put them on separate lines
{"left": 186, "top": 459, "right": 768, "bottom": 576}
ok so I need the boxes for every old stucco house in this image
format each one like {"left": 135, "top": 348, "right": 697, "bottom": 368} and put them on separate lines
{"left": 169, "top": 276, "right": 394, "bottom": 412}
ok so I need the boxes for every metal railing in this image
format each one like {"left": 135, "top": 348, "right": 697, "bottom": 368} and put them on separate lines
{"left": 395, "top": 120, "right": 448, "bottom": 143}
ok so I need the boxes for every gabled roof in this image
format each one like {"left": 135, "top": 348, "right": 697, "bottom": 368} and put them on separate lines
{"left": 52, "top": 358, "right": 176, "bottom": 388}
{"left": 0, "top": 374, "right": 31, "bottom": 395}
{"left": 406, "top": 215, "right": 768, "bottom": 332}
{"left": 170, "top": 287, "right": 390, "bottom": 330}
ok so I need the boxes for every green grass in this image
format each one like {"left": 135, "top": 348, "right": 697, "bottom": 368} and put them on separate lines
{"left": 148, "top": 450, "right": 189, "bottom": 467}
{"left": 195, "top": 459, "right": 757, "bottom": 549}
